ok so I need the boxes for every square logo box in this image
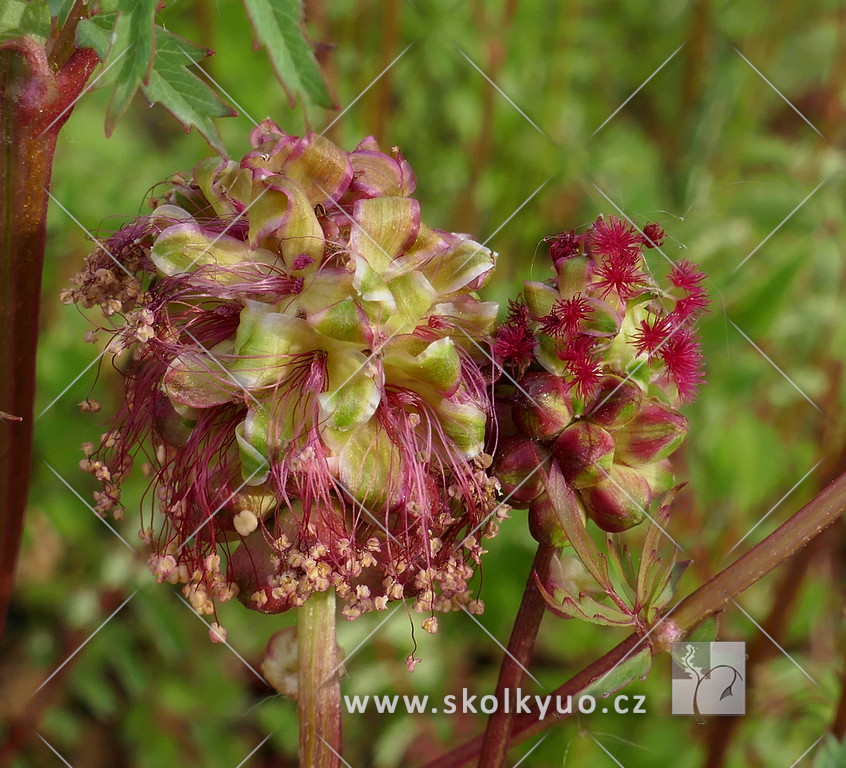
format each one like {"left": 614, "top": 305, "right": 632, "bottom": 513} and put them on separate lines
{"left": 671, "top": 641, "right": 746, "bottom": 717}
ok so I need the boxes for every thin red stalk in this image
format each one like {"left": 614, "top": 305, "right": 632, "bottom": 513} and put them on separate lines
{"left": 424, "top": 470, "right": 846, "bottom": 768}
{"left": 704, "top": 528, "right": 832, "bottom": 768}
{"left": 478, "top": 543, "right": 558, "bottom": 767}
{"left": 0, "top": 38, "right": 99, "bottom": 639}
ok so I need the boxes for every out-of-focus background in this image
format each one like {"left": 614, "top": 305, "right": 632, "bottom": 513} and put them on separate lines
{"left": 2, "top": 1, "right": 845, "bottom": 766}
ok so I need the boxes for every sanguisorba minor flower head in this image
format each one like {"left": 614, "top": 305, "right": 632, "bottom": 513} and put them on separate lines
{"left": 492, "top": 216, "right": 708, "bottom": 540}
{"left": 66, "top": 120, "right": 505, "bottom": 637}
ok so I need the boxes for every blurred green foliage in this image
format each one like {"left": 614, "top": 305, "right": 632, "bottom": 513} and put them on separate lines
{"left": 3, "top": 0, "right": 845, "bottom": 766}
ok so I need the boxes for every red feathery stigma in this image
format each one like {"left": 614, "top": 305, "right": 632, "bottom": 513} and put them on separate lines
{"left": 589, "top": 216, "right": 642, "bottom": 262}
{"left": 545, "top": 230, "right": 584, "bottom": 264}
{"left": 506, "top": 297, "right": 530, "bottom": 325}
{"left": 631, "top": 316, "right": 672, "bottom": 357}
{"left": 593, "top": 252, "right": 647, "bottom": 300}
{"left": 668, "top": 260, "right": 709, "bottom": 324}
{"left": 641, "top": 222, "right": 666, "bottom": 249}
{"left": 494, "top": 317, "right": 536, "bottom": 375}
{"left": 557, "top": 336, "right": 603, "bottom": 400}
{"left": 659, "top": 326, "right": 705, "bottom": 403}
{"left": 538, "top": 294, "right": 593, "bottom": 338}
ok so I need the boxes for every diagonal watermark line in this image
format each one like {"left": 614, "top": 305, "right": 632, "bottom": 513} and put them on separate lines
{"left": 448, "top": 178, "right": 552, "bottom": 286}
{"left": 482, "top": 178, "right": 551, "bottom": 247}
{"left": 458, "top": 452, "right": 553, "bottom": 550}
{"left": 175, "top": 462, "right": 269, "bottom": 554}
{"left": 595, "top": 462, "right": 687, "bottom": 553}
{"left": 34, "top": 590, "right": 138, "bottom": 695}
{"left": 453, "top": 325, "right": 544, "bottom": 412}
{"left": 317, "top": 735, "right": 354, "bottom": 768}
{"left": 728, "top": 319, "right": 823, "bottom": 414}
{"left": 37, "top": 347, "right": 108, "bottom": 420}
{"left": 181, "top": 326, "right": 267, "bottom": 412}
{"left": 37, "top": 48, "right": 130, "bottom": 138}
{"left": 459, "top": 605, "right": 543, "bottom": 687}
{"left": 590, "top": 734, "right": 628, "bottom": 768}
{"left": 35, "top": 732, "right": 75, "bottom": 768}
{"left": 322, "top": 42, "right": 416, "bottom": 135}
{"left": 590, "top": 182, "right": 675, "bottom": 267}
{"left": 313, "top": 158, "right": 550, "bottom": 408}
{"left": 732, "top": 178, "right": 828, "bottom": 273}
{"left": 733, "top": 47, "right": 824, "bottom": 138}
{"left": 592, "top": 44, "right": 685, "bottom": 137}
{"left": 513, "top": 734, "right": 550, "bottom": 767}
{"left": 725, "top": 457, "right": 824, "bottom": 557}
{"left": 235, "top": 733, "right": 273, "bottom": 768}
{"left": 457, "top": 48, "right": 548, "bottom": 139}
{"left": 334, "top": 481, "right": 403, "bottom": 547}
{"left": 184, "top": 185, "right": 272, "bottom": 272}
{"left": 174, "top": 593, "right": 269, "bottom": 686}
{"left": 731, "top": 597, "right": 819, "bottom": 687}
{"left": 329, "top": 602, "right": 405, "bottom": 678}
{"left": 317, "top": 182, "right": 395, "bottom": 268}
{"left": 44, "top": 188, "right": 136, "bottom": 280}
{"left": 42, "top": 459, "right": 136, "bottom": 552}
{"left": 593, "top": 595, "right": 687, "bottom": 692}
{"left": 789, "top": 735, "right": 825, "bottom": 768}
{"left": 179, "top": 49, "right": 259, "bottom": 127}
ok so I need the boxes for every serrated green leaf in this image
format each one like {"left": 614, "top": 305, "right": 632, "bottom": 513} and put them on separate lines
{"left": 603, "top": 540, "right": 636, "bottom": 608}
{"left": 0, "top": 0, "right": 50, "bottom": 42}
{"left": 140, "top": 28, "right": 236, "bottom": 154}
{"left": 647, "top": 559, "right": 688, "bottom": 617}
{"left": 75, "top": 13, "right": 116, "bottom": 60}
{"left": 241, "top": 0, "right": 334, "bottom": 109}
{"left": 47, "top": 0, "right": 76, "bottom": 26}
{"left": 574, "top": 593, "right": 635, "bottom": 626}
{"left": 105, "top": 0, "right": 158, "bottom": 134}
{"left": 636, "top": 485, "right": 679, "bottom": 610}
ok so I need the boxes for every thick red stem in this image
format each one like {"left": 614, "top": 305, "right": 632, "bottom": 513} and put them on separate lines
{"left": 0, "top": 38, "right": 99, "bottom": 639}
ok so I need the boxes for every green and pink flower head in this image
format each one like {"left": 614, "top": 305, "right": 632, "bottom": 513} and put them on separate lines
{"left": 492, "top": 215, "right": 708, "bottom": 539}
{"left": 67, "top": 121, "right": 505, "bottom": 636}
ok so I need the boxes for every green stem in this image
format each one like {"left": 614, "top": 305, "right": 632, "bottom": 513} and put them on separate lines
{"left": 478, "top": 543, "right": 558, "bottom": 768}
{"left": 0, "top": 38, "right": 99, "bottom": 640}
{"left": 424, "top": 470, "right": 846, "bottom": 768}
{"left": 298, "top": 588, "right": 343, "bottom": 768}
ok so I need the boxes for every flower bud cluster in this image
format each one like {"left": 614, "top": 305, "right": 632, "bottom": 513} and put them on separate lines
{"left": 493, "top": 217, "right": 707, "bottom": 539}
{"left": 70, "top": 122, "right": 506, "bottom": 629}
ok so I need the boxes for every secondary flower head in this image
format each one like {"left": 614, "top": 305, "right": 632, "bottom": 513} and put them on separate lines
{"left": 493, "top": 216, "right": 708, "bottom": 537}
{"left": 66, "top": 121, "right": 505, "bottom": 631}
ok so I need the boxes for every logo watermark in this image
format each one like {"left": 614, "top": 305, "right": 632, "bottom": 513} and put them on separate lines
{"left": 671, "top": 641, "right": 745, "bottom": 721}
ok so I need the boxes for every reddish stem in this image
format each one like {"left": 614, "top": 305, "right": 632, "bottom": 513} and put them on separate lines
{"left": 477, "top": 543, "right": 558, "bottom": 767}
{"left": 0, "top": 38, "right": 99, "bottom": 639}
{"left": 424, "top": 470, "right": 846, "bottom": 768}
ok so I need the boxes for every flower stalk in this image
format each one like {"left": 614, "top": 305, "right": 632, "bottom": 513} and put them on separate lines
{"left": 298, "top": 588, "right": 343, "bottom": 768}
{"left": 425, "top": 469, "right": 846, "bottom": 768}
{"left": 478, "top": 543, "right": 558, "bottom": 768}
